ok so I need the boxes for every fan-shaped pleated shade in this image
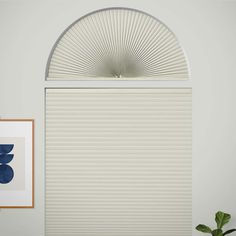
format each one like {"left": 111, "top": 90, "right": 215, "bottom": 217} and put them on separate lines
{"left": 46, "top": 8, "right": 189, "bottom": 80}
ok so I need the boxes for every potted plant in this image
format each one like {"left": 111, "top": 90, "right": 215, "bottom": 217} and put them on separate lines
{"left": 196, "top": 211, "right": 236, "bottom": 236}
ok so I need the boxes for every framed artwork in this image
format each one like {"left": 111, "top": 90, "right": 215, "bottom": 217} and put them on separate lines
{"left": 0, "top": 119, "right": 34, "bottom": 208}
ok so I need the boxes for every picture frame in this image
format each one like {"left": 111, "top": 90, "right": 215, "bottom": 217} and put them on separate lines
{"left": 0, "top": 119, "right": 34, "bottom": 208}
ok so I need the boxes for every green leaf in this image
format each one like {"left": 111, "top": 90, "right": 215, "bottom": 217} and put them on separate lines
{"left": 196, "top": 224, "right": 212, "bottom": 233}
{"left": 223, "top": 229, "right": 236, "bottom": 236}
{"left": 212, "top": 229, "right": 223, "bottom": 236}
{"left": 215, "top": 211, "right": 231, "bottom": 229}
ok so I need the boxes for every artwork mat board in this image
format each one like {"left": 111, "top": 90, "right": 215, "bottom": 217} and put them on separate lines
{"left": 0, "top": 119, "right": 34, "bottom": 208}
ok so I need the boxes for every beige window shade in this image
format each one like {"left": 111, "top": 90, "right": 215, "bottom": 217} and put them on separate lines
{"left": 46, "top": 88, "right": 192, "bottom": 236}
{"left": 46, "top": 8, "right": 189, "bottom": 80}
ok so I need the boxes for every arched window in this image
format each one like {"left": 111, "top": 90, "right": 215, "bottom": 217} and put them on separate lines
{"left": 46, "top": 8, "right": 189, "bottom": 80}
{"left": 45, "top": 8, "right": 191, "bottom": 236}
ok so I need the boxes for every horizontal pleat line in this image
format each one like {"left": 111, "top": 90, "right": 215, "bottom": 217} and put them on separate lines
{"left": 46, "top": 226, "right": 191, "bottom": 230}
{"left": 47, "top": 131, "right": 191, "bottom": 136}
{"left": 46, "top": 146, "right": 191, "bottom": 150}
{"left": 47, "top": 214, "right": 191, "bottom": 219}
{"left": 46, "top": 186, "right": 191, "bottom": 191}
{"left": 46, "top": 107, "right": 191, "bottom": 111}
{"left": 46, "top": 95, "right": 191, "bottom": 99}
{"left": 46, "top": 180, "right": 191, "bottom": 185}
{"left": 46, "top": 207, "right": 191, "bottom": 212}
{"left": 46, "top": 134, "right": 191, "bottom": 138}
{"left": 46, "top": 133, "right": 191, "bottom": 138}
{"left": 46, "top": 121, "right": 191, "bottom": 125}
{"left": 46, "top": 104, "right": 191, "bottom": 109}
{"left": 46, "top": 147, "right": 191, "bottom": 152}
{"left": 45, "top": 147, "right": 191, "bottom": 151}
{"left": 46, "top": 222, "right": 191, "bottom": 226}
{"left": 45, "top": 233, "right": 190, "bottom": 236}
{"left": 45, "top": 162, "right": 191, "bottom": 167}
{"left": 46, "top": 172, "right": 191, "bottom": 178}
{"left": 46, "top": 98, "right": 191, "bottom": 103}
{"left": 46, "top": 161, "right": 191, "bottom": 166}
{"left": 46, "top": 194, "right": 191, "bottom": 199}
{"left": 46, "top": 201, "right": 192, "bottom": 206}
{"left": 46, "top": 230, "right": 191, "bottom": 234}
{"left": 46, "top": 155, "right": 191, "bottom": 159}
{"left": 45, "top": 89, "right": 191, "bottom": 94}
{"left": 46, "top": 210, "right": 191, "bottom": 215}
{"left": 46, "top": 143, "right": 191, "bottom": 147}
{"left": 48, "top": 179, "right": 191, "bottom": 187}
{"left": 46, "top": 217, "right": 191, "bottom": 222}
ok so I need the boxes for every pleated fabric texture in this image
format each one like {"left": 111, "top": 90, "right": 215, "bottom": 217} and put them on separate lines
{"left": 46, "top": 8, "right": 189, "bottom": 80}
{"left": 46, "top": 88, "right": 192, "bottom": 236}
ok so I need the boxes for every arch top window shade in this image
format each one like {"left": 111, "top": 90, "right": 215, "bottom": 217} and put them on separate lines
{"left": 46, "top": 8, "right": 189, "bottom": 80}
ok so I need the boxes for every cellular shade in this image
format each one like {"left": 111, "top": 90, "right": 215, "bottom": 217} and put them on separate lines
{"left": 46, "top": 88, "right": 192, "bottom": 236}
{"left": 46, "top": 8, "right": 189, "bottom": 80}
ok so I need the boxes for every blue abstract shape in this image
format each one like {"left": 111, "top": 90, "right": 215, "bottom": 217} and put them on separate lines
{"left": 0, "top": 164, "right": 14, "bottom": 184}
{"left": 0, "top": 154, "right": 14, "bottom": 164}
{"left": 0, "top": 144, "right": 14, "bottom": 154}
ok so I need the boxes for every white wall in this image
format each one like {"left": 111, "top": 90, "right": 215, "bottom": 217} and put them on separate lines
{"left": 0, "top": 1, "right": 236, "bottom": 235}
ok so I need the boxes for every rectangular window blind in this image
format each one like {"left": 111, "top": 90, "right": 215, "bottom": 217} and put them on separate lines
{"left": 46, "top": 88, "right": 192, "bottom": 236}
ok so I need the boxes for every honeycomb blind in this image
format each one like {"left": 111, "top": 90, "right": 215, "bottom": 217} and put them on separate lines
{"left": 46, "top": 8, "right": 189, "bottom": 80}
{"left": 46, "top": 88, "right": 192, "bottom": 236}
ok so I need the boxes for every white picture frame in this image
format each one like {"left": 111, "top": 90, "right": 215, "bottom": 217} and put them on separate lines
{"left": 0, "top": 119, "right": 34, "bottom": 208}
